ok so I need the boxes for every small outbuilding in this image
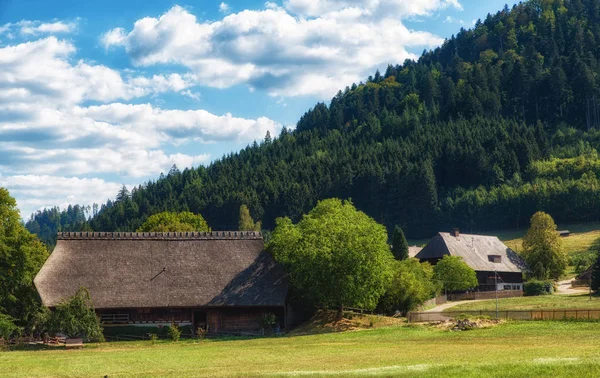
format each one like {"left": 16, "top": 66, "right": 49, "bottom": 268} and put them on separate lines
{"left": 34, "top": 231, "right": 288, "bottom": 334}
{"left": 415, "top": 229, "right": 528, "bottom": 291}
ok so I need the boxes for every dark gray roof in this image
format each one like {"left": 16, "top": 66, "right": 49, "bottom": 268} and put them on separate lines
{"left": 415, "top": 232, "right": 527, "bottom": 273}
{"left": 34, "top": 232, "right": 288, "bottom": 309}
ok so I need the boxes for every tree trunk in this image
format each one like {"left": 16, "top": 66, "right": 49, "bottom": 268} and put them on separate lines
{"left": 337, "top": 305, "right": 344, "bottom": 321}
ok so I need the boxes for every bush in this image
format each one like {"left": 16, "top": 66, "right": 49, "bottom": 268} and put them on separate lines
{"left": 196, "top": 327, "right": 207, "bottom": 340}
{"left": 570, "top": 250, "right": 597, "bottom": 274}
{"left": 48, "top": 287, "right": 104, "bottom": 341}
{"left": 168, "top": 323, "right": 181, "bottom": 342}
{"left": 0, "top": 314, "right": 20, "bottom": 340}
{"left": 260, "top": 313, "right": 278, "bottom": 335}
{"left": 524, "top": 280, "right": 554, "bottom": 296}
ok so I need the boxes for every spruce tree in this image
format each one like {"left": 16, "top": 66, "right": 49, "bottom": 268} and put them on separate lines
{"left": 391, "top": 225, "right": 409, "bottom": 261}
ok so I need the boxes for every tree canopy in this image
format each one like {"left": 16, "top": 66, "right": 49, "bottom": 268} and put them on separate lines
{"left": 433, "top": 255, "right": 478, "bottom": 292}
{"left": 391, "top": 225, "right": 409, "bottom": 260}
{"left": 48, "top": 287, "right": 104, "bottom": 341}
{"left": 0, "top": 188, "right": 48, "bottom": 327}
{"left": 136, "top": 211, "right": 210, "bottom": 232}
{"left": 522, "top": 211, "right": 567, "bottom": 279}
{"left": 268, "top": 198, "right": 393, "bottom": 311}
{"left": 238, "top": 204, "right": 261, "bottom": 231}
{"left": 378, "top": 258, "right": 439, "bottom": 315}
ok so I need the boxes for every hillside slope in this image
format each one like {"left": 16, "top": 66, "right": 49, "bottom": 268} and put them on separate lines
{"left": 26, "top": 0, "right": 600, "bottom": 245}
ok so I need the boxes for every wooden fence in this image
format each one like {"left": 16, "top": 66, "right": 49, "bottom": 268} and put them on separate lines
{"left": 418, "top": 295, "right": 447, "bottom": 310}
{"left": 407, "top": 309, "right": 600, "bottom": 322}
{"left": 448, "top": 290, "right": 522, "bottom": 301}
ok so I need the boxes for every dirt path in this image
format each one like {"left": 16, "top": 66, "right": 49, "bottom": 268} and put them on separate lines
{"left": 424, "top": 299, "right": 486, "bottom": 312}
{"left": 556, "top": 279, "right": 589, "bottom": 295}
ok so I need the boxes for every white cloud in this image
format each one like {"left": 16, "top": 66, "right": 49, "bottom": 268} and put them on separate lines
{"left": 219, "top": 2, "right": 231, "bottom": 13}
{"left": 102, "top": 4, "right": 447, "bottom": 98}
{"left": 0, "top": 175, "right": 126, "bottom": 218}
{"left": 284, "top": 0, "right": 462, "bottom": 18}
{"left": 0, "top": 20, "right": 78, "bottom": 37}
{"left": 443, "top": 16, "right": 464, "bottom": 25}
{"left": 0, "top": 34, "right": 282, "bottom": 217}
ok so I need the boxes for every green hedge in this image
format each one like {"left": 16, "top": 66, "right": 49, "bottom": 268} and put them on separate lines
{"left": 523, "top": 280, "right": 554, "bottom": 296}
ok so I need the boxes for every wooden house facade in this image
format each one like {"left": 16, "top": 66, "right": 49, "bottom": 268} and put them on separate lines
{"left": 34, "top": 231, "right": 288, "bottom": 334}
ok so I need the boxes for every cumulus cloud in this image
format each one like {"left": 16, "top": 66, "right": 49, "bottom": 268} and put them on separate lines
{"left": 219, "top": 2, "right": 231, "bottom": 13}
{"left": 102, "top": 3, "right": 448, "bottom": 98}
{"left": 284, "top": 0, "right": 462, "bottom": 18}
{"left": 0, "top": 33, "right": 281, "bottom": 217}
{"left": 0, "top": 174, "right": 126, "bottom": 219}
{"left": 0, "top": 20, "right": 78, "bottom": 37}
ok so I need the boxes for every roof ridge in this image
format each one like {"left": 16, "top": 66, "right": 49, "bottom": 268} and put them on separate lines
{"left": 57, "top": 231, "right": 263, "bottom": 240}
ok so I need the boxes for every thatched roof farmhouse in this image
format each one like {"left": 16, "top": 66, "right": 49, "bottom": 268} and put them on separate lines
{"left": 34, "top": 231, "right": 288, "bottom": 333}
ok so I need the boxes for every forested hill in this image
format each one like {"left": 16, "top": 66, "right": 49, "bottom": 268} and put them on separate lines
{"left": 26, "top": 0, "right": 600, "bottom": 245}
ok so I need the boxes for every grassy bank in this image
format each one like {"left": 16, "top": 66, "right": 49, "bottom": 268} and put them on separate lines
{"left": 446, "top": 294, "right": 600, "bottom": 312}
{"left": 2, "top": 322, "right": 600, "bottom": 377}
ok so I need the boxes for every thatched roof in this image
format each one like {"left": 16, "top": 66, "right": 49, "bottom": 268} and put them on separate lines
{"left": 34, "top": 231, "right": 288, "bottom": 309}
{"left": 415, "top": 232, "right": 527, "bottom": 273}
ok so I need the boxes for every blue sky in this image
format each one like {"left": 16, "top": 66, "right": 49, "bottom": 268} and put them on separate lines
{"left": 0, "top": 0, "right": 519, "bottom": 218}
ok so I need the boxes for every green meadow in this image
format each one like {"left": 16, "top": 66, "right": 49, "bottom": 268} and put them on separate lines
{"left": 2, "top": 321, "right": 600, "bottom": 377}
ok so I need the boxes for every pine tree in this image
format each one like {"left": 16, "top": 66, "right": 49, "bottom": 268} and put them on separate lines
{"left": 391, "top": 225, "right": 409, "bottom": 260}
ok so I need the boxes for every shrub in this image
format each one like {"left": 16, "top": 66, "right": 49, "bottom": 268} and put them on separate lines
{"left": 196, "top": 327, "right": 207, "bottom": 340}
{"left": 0, "top": 314, "right": 20, "bottom": 341}
{"left": 168, "top": 323, "right": 181, "bottom": 342}
{"left": 48, "top": 287, "right": 104, "bottom": 341}
{"left": 524, "top": 280, "right": 554, "bottom": 296}
{"left": 149, "top": 333, "right": 158, "bottom": 345}
{"left": 260, "top": 313, "right": 278, "bottom": 335}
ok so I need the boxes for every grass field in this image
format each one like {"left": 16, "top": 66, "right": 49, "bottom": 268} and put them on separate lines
{"left": 446, "top": 294, "right": 599, "bottom": 312}
{"left": 2, "top": 322, "right": 600, "bottom": 377}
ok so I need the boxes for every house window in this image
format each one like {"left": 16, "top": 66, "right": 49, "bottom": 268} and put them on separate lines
{"left": 503, "top": 285, "right": 512, "bottom": 290}
{"left": 488, "top": 255, "right": 502, "bottom": 263}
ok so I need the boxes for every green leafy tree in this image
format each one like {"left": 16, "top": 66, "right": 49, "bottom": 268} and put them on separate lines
{"left": 238, "top": 205, "right": 262, "bottom": 231}
{"left": 378, "top": 259, "right": 440, "bottom": 315}
{"left": 391, "top": 225, "right": 409, "bottom": 260}
{"left": 522, "top": 212, "right": 567, "bottom": 280}
{"left": 137, "top": 211, "right": 210, "bottom": 232}
{"left": 0, "top": 188, "right": 48, "bottom": 328}
{"left": 48, "top": 287, "right": 104, "bottom": 341}
{"left": 268, "top": 199, "right": 393, "bottom": 314}
{"left": 433, "top": 255, "right": 478, "bottom": 292}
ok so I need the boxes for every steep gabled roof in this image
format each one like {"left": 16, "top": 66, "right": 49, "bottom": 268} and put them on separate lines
{"left": 34, "top": 231, "right": 288, "bottom": 309}
{"left": 415, "top": 232, "right": 527, "bottom": 273}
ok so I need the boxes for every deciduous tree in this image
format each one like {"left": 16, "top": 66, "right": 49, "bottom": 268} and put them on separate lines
{"left": 137, "top": 211, "right": 210, "bottom": 232}
{"left": 521, "top": 212, "right": 566, "bottom": 280}
{"left": 378, "top": 258, "right": 439, "bottom": 315}
{"left": 0, "top": 188, "right": 48, "bottom": 328}
{"left": 268, "top": 199, "right": 393, "bottom": 314}
{"left": 238, "top": 205, "right": 262, "bottom": 231}
{"left": 433, "top": 255, "right": 478, "bottom": 292}
{"left": 48, "top": 287, "right": 104, "bottom": 341}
